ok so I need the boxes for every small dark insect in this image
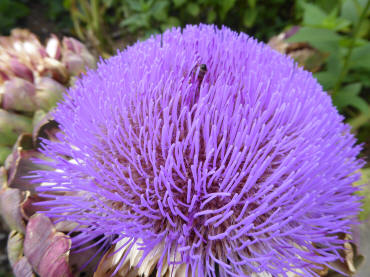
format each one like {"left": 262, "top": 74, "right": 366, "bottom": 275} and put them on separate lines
{"left": 189, "top": 63, "right": 207, "bottom": 84}
{"left": 186, "top": 63, "right": 208, "bottom": 106}
{"left": 197, "top": 63, "right": 207, "bottom": 83}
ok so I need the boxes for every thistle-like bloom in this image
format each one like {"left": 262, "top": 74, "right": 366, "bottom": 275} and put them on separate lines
{"left": 35, "top": 25, "right": 363, "bottom": 276}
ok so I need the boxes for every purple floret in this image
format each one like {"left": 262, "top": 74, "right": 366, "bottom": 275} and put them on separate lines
{"left": 34, "top": 25, "right": 364, "bottom": 276}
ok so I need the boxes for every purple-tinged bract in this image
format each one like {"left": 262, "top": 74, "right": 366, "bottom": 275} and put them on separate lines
{"left": 34, "top": 25, "right": 363, "bottom": 276}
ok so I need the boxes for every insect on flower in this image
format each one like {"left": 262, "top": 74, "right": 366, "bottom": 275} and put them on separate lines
{"left": 189, "top": 63, "right": 207, "bottom": 84}
{"left": 188, "top": 63, "right": 207, "bottom": 105}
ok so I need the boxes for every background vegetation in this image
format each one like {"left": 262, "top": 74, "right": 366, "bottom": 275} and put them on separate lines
{"left": 1, "top": 0, "right": 369, "bottom": 216}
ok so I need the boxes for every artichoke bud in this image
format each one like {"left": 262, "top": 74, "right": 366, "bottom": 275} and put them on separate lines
{"left": 0, "top": 188, "right": 27, "bottom": 233}
{"left": 11, "top": 29, "right": 44, "bottom": 61}
{"left": 23, "top": 214, "right": 73, "bottom": 277}
{"left": 45, "top": 35, "right": 62, "bottom": 60}
{"left": 0, "top": 68, "right": 10, "bottom": 83}
{"left": 62, "top": 37, "right": 83, "bottom": 53}
{"left": 9, "top": 58, "right": 34, "bottom": 83}
{"left": 0, "top": 109, "right": 32, "bottom": 146}
{"left": 7, "top": 230, "right": 35, "bottom": 277}
{"left": 1, "top": 78, "right": 38, "bottom": 112}
{"left": 7, "top": 230, "right": 24, "bottom": 267}
{"left": 40, "top": 57, "right": 69, "bottom": 84}
{"left": 35, "top": 77, "right": 65, "bottom": 111}
{"left": 62, "top": 53, "right": 87, "bottom": 76}
{"left": 32, "top": 110, "right": 60, "bottom": 146}
{"left": 62, "top": 37, "right": 96, "bottom": 75}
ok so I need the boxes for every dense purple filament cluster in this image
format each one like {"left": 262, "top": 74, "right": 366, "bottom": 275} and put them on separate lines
{"left": 35, "top": 25, "right": 363, "bottom": 276}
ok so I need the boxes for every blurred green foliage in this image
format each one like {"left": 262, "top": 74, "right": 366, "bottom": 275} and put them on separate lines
{"left": 289, "top": 0, "right": 370, "bottom": 138}
{"left": 356, "top": 168, "right": 370, "bottom": 220}
{"left": 40, "top": 0, "right": 72, "bottom": 30}
{"left": 0, "top": 0, "right": 29, "bottom": 32}
{"left": 63, "top": 0, "right": 113, "bottom": 56}
{"left": 0, "top": 0, "right": 71, "bottom": 34}
{"left": 64, "top": 0, "right": 296, "bottom": 47}
{"left": 107, "top": 0, "right": 295, "bottom": 40}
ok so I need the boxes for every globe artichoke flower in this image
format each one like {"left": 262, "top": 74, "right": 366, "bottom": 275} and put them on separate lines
{"left": 0, "top": 29, "right": 96, "bottom": 163}
{"left": 26, "top": 25, "right": 365, "bottom": 276}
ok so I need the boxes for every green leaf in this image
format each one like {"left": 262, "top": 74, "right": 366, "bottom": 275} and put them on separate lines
{"left": 313, "top": 51, "right": 341, "bottom": 91}
{"left": 348, "top": 112, "right": 370, "bottom": 130}
{"left": 287, "top": 26, "right": 342, "bottom": 53}
{"left": 160, "top": 16, "right": 180, "bottom": 31}
{"left": 143, "top": 28, "right": 159, "bottom": 38}
{"left": 141, "top": 0, "right": 155, "bottom": 12}
{"left": 186, "top": 2, "right": 200, "bottom": 17}
{"left": 63, "top": 0, "right": 71, "bottom": 9}
{"left": 332, "top": 83, "right": 369, "bottom": 113}
{"left": 248, "top": 0, "right": 257, "bottom": 8}
{"left": 339, "top": 36, "right": 367, "bottom": 48}
{"left": 102, "top": 0, "right": 115, "bottom": 7}
{"left": 313, "top": 0, "right": 341, "bottom": 13}
{"left": 219, "top": 0, "right": 237, "bottom": 21}
{"left": 120, "top": 14, "right": 151, "bottom": 32}
{"left": 350, "top": 43, "right": 370, "bottom": 70}
{"left": 322, "top": 16, "right": 351, "bottom": 31}
{"left": 346, "top": 70, "right": 370, "bottom": 87}
{"left": 357, "top": 0, "right": 370, "bottom": 16}
{"left": 168, "top": 16, "right": 180, "bottom": 26}
{"left": 0, "top": 0, "right": 29, "bottom": 31}
{"left": 355, "top": 168, "right": 370, "bottom": 221}
{"left": 152, "top": 0, "right": 169, "bottom": 21}
{"left": 243, "top": 9, "right": 258, "bottom": 28}
{"left": 314, "top": 70, "right": 338, "bottom": 91}
{"left": 42, "top": 0, "right": 67, "bottom": 21}
{"left": 338, "top": 82, "right": 362, "bottom": 96}
{"left": 341, "top": 0, "right": 359, "bottom": 24}
{"left": 358, "top": 18, "right": 370, "bottom": 38}
{"left": 326, "top": 52, "right": 342, "bottom": 74}
{"left": 126, "top": 0, "right": 144, "bottom": 12}
{"left": 301, "top": 2, "right": 327, "bottom": 26}
{"left": 173, "top": 0, "right": 186, "bottom": 7}
{"left": 207, "top": 9, "right": 217, "bottom": 23}
{"left": 0, "top": 146, "right": 12, "bottom": 165}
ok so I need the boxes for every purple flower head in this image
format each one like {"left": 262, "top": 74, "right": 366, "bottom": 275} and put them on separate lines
{"left": 35, "top": 25, "right": 363, "bottom": 276}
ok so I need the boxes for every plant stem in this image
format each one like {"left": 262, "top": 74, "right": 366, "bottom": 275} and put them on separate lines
{"left": 70, "top": 0, "right": 85, "bottom": 40}
{"left": 332, "top": 0, "right": 370, "bottom": 95}
{"left": 90, "top": 0, "right": 113, "bottom": 55}
{"left": 91, "top": 0, "right": 100, "bottom": 33}
{"left": 348, "top": 112, "right": 370, "bottom": 130}
{"left": 80, "top": 0, "right": 92, "bottom": 23}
